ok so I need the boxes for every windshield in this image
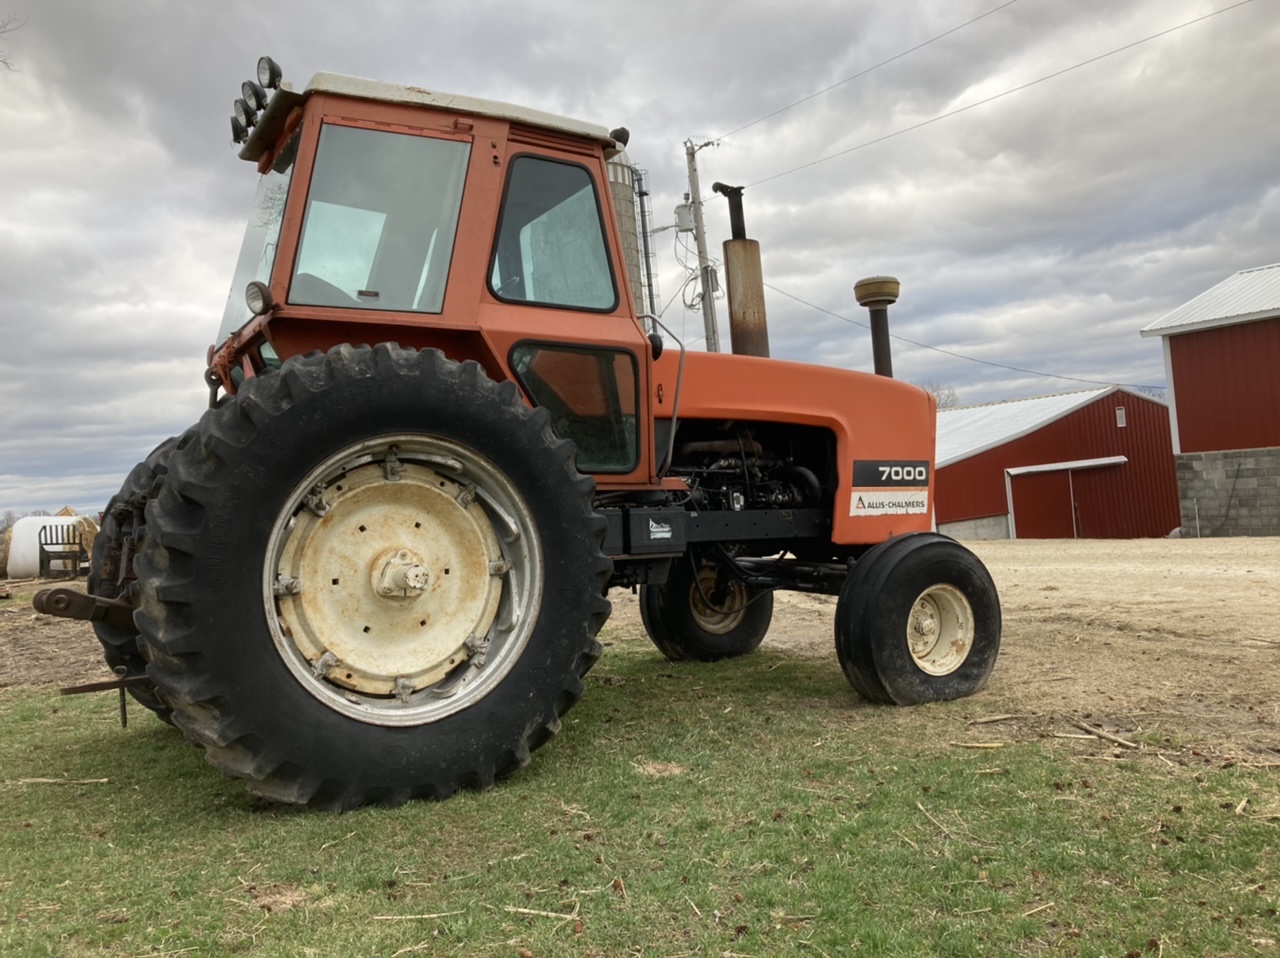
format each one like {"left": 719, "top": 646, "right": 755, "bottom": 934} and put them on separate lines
{"left": 215, "top": 130, "right": 300, "bottom": 347}
{"left": 290, "top": 124, "right": 471, "bottom": 312}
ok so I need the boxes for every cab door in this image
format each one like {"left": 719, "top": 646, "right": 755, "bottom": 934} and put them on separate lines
{"left": 476, "top": 139, "right": 655, "bottom": 487}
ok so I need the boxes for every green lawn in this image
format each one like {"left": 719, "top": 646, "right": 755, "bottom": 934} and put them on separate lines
{"left": 2, "top": 626, "right": 1277, "bottom": 957}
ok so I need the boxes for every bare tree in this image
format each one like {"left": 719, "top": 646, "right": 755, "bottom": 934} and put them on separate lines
{"left": 1, "top": 15, "right": 23, "bottom": 72}
{"left": 915, "top": 380, "right": 961, "bottom": 409}
{"left": 0, "top": 510, "right": 15, "bottom": 534}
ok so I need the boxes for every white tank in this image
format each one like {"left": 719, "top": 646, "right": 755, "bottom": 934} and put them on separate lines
{"left": 4, "top": 516, "right": 87, "bottom": 579}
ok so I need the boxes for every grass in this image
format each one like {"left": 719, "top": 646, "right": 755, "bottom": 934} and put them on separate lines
{"left": 1, "top": 626, "right": 1278, "bottom": 957}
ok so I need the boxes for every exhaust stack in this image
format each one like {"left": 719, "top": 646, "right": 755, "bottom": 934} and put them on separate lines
{"left": 712, "top": 183, "right": 770, "bottom": 358}
{"left": 854, "top": 276, "right": 900, "bottom": 378}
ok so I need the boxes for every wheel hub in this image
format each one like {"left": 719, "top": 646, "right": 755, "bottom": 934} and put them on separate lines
{"left": 906, "top": 584, "right": 975, "bottom": 676}
{"left": 911, "top": 609, "right": 937, "bottom": 638}
{"left": 372, "top": 548, "right": 431, "bottom": 600}
{"left": 264, "top": 435, "right": 541, "bottom": 726}
{"left": 688, "top": 565, "right": 749, "bottom": 635}
{"left": 273, "top": 462, "right": 502, "bottom": 696}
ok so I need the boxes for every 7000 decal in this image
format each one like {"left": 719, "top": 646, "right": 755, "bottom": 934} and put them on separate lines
{"left": 852, "top": 460, "right": 930, "bottom": 487}
{"left": 850, "top": 459, "right": 931, "bottom": 517}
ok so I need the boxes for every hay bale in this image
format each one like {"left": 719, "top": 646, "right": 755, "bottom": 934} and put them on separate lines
{"left": 74, "top": 514, "right": 100, "bottom": 560}
{"left": 0, "top": 526, "right": 11, "bottom": 579}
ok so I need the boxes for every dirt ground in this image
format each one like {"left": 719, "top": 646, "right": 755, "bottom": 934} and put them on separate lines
{"left": 2, "top": 538, "right": 1278, "bottom": 762}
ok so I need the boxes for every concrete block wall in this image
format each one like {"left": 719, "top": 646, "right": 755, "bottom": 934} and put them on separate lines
{"left": 1175, "top": 446, "right": 1280, "bottom": 537}
{"left": 938, "top": 514, "right": 1011, "bottom": 540}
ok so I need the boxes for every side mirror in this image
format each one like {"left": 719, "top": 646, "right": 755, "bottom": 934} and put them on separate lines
{"left": 648, "top": 332, "right": 664, "bottom": 360}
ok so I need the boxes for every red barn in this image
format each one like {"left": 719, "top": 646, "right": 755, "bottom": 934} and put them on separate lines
{"left": 1140, "top": 262, "right": 1280, "bottom": 537}
{"left": 934, "top": 387, "right": 1180, "bottom": 539}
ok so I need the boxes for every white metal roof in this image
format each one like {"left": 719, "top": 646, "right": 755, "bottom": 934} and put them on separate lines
{"left": 306, "top": 72, "right": 616, "bottom": 144}
{"left": 1140, "top": 262, "right": 1280, "bottom": 337}
{"left": 936, "top": 387, "right": 1126, "bottom": 467}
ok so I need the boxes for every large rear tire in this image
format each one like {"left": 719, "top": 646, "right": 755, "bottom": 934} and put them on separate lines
{"left": 639, "top": 552, "right": 773, "bottom": 662}
{"left": 87, "top": 436, "right": 184, "bottom": 721}
{"left": 834, "top": 533, "right": 1000, "bottom": 705}
{"left": 134, "top": 344, "right": 611, "bottom": 809}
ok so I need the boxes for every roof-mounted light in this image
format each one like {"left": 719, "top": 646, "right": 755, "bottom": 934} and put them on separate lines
{"left": 242, "top": 79, "right": 269, "bottom": 112}
{"left": 230, "top": 115, "right": 249, "bottom": 145}
{"left": 233, "top": 97, "right": 256, "bottom": 129}
{"left": 257, "top": 56, "right": 283, "bottom": 90}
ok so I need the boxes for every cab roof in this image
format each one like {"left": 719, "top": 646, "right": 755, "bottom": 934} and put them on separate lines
{"left": 241, "top": 71, "right": 617, "bottom": 164}
{"left": 306, "top": 72, "right": 616, "bottom": 144}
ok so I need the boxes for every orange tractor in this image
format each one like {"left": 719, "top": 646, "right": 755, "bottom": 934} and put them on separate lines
{"left": 36, "top": 59, "right": 1001, "bottom": 809}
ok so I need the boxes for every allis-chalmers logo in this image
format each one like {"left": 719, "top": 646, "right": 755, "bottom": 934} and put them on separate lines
{"left": 648, "top": 518, "right": 673, "bottom": 540}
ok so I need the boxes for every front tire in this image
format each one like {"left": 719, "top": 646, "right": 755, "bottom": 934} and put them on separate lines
{"left": 639, "top": 552, "right": 773, "bottom": 662}
{"left": 834, "top": 533, "right": 1000, "bottom": 705}
{"left": 134, "top": 344, "right": 611, "bottom": 809}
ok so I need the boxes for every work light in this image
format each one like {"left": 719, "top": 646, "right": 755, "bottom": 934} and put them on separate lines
{"left": 257, "top": 56, "right": 283, "bottom": 90}
{"left": 242, "top": 80, "right": 269, "bottom": 112}
{"left": 246, "top": 281, "right": 274, "bottom": 316}
{"left": 233, "top": 97, "right": 256, "bottom": 129}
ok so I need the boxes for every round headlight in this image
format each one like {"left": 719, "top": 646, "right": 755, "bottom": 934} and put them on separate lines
{"left": 257, "top": 56, "right": 283, "bottom": 90}
{"left": 246, "top": 281, "right": 274, "bottom": 316}
{"left": 233, "top": 97, "right": 256, "bottom": 128}
{"left": 242, "top": 80, "right": 269, "bottom": 112}
{"left": 230, "top": 115, "right": 249, "bottom": 144}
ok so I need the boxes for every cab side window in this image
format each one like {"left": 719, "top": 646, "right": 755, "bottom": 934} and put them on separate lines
{"left": 490, "top": 156, "right": 617, "bottom": 311}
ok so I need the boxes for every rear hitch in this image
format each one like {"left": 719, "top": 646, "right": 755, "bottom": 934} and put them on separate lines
{"left": 32, "top": 588, "right": 135, "bottom": 630}
{"left": 34, "top": 589, "right": 151, "bottom": 728}
{"left": 61, "top": 674, "right": 154, "bottom": 695}
{"left": 61, "top": 669, "right": 155, "bottom": 728}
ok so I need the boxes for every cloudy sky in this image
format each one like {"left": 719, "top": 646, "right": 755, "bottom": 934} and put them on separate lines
{"left": 1, "top": 0, "right": 1275, "bottom": 517}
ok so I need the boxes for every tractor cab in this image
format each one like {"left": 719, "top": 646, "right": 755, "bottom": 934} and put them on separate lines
{"left": 213, "top": 61, "right": 655, "bottom": 485}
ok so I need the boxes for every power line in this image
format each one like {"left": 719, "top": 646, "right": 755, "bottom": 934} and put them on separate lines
{"left": 716, "top": 0, "right": 1019, "bottom": 142}
{"left": 763, "top": 282, "right": 1163, "bottom": 390}
{"left": 748, "top": 0, "right": 1254, "bottom": 188}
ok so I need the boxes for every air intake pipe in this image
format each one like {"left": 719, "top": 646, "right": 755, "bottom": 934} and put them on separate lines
{"left": 854, "top": 275, "right": 900, "bottom": 378}
{"left": 712, "top": 182, "right": 770, "bottom": 358}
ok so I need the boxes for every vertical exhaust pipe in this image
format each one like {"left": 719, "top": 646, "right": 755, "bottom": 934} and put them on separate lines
{"left": 712, "top": 183, "right": 770, "bottom": 358}
{"left": 854, "top": 276, "right": 900, "bottom": 378}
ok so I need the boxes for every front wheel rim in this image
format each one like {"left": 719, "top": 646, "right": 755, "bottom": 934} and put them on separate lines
{"left": 688, "top": 566, "right": 749, "bottom": 634}
{"left": 905, "top": 583, "right": 974, "bottom": 676}
{"left": 264, "top": 435, "right": 542, "bottom": 727}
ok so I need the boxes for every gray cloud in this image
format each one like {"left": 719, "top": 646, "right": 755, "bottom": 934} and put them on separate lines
{"left": 0, "top": 0, "right": 1274, "bottom": 514}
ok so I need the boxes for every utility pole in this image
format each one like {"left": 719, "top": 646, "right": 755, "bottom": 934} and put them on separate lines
{"left": 685, "top": 139, "right": 720, "bottom": 353}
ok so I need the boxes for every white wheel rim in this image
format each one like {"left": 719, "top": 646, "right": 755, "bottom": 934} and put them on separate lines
{"left": 264, "top": 435, "right": 541, "bottom": 727}
{"left": 688, "top": 566, "right": 748, "bottom": 634}
{"left": 906, "top": 583, "right": 974, "bottom": 676}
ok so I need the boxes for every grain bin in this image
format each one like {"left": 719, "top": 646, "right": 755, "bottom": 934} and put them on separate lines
{"left": 606, "top": 151, "right": 645, "bottom": 317}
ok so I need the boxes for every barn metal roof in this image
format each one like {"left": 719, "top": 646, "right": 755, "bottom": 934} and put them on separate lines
{"left": 1140, "top": 262, "right": 1280, "bottom": 337}
{"left": 936, "top": 387, "right": 1122, "bottom": 467}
